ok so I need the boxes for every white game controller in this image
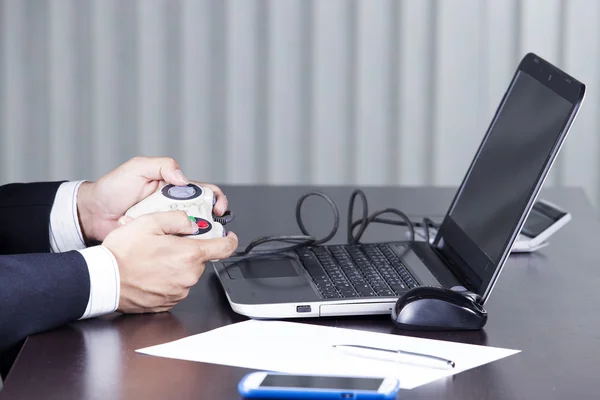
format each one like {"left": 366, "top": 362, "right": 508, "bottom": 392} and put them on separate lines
{"left": 125, "top": 183, "right": 227, "bottom": 240}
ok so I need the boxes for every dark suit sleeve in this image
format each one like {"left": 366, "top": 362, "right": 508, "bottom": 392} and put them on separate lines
{"left": 0, "top": 251, "right": 90, "bottom": 351}
{"left": 0, "top": 182, "right": 91, "bottom": 351}
{"left": 0, "top": 181, "right": 67, "bottom": 254}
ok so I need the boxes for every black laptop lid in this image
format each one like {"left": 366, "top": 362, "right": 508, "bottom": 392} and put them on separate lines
{"left": 432, "top": 53, "right": 585, "bottom": 301}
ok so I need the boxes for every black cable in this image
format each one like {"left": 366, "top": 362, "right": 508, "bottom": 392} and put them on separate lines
{"left": 229, "top": 191, "right": 337, "bottom": 259}
{"left": 421, "top": 217, "right": 438, "bottom": 243}
{"left": 346, "top": 189, "right": 415, "bottom": 244}
{"left": 226, "top": 189, "right": 436, "bottom": 261}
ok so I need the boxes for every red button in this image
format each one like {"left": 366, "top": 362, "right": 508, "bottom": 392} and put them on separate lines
{"left": 197, "top": 220, "right": 209, "bottom": 229}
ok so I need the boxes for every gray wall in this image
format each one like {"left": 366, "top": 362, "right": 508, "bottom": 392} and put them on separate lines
{"left": 1, "top": 0, "right": 599, "bottom": 207}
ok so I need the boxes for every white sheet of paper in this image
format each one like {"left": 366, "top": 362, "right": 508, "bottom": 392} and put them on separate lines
{"left": 136, "top": 320, "right": 520, "bottom": 389}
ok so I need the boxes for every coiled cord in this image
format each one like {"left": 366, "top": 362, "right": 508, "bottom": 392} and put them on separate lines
{"left": 227, "top": 188, "right": 439, "bottom": 261}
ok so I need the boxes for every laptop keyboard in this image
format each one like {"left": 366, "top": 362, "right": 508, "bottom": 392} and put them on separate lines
{"left": 295, "top": 244, "right": 419, "bottom": 299}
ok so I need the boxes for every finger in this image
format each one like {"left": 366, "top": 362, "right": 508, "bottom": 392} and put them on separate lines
{"left": 198, "top": 183, "right": 228, "bottom": 215}
{"left": 141, "top": 210, "right": 199, "bottom": 236}
{"left": 129, "top": 156, "right": 189, "bottom": 186}
{"left": 118, "top": 216, "right": 134, "bottom": 226}
{"left": 150, "top": 306, "right": 172, "bottom": 314}
{"left": 190, "top": 231, "right": 239, "bottom": 261}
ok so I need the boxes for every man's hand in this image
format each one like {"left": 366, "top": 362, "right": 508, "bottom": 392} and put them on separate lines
{"left": 102, "top": 210, "right": 238, "bottom": 313}
{"left": 76, "top": 156, "right": 228, "bottom": 243}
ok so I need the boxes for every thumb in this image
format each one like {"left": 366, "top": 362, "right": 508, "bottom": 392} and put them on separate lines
{"left": 142, "top": 211, "right": 199, "bottom": 236}
{"left": 128, "top": 156, "right": 189, "bottom": 186}
{"left": 193, "top": 231, "right": 239, "bottom": 261}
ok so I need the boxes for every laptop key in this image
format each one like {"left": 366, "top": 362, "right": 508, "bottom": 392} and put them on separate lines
{"left": 390, "top": 283, "right": 406, "bottom": 293}
{"left": 330, "top": 274, "right": 345, "bottom": 281}
{"left": 355, "top": 286, "right": 375, "bottom": 296}
{"left": 339, "top": 288, "right": 358, "bottom": 297}
{"left": 332, "top": 279, "right": 350, "bottom": 288}
{"left": 315, "top": 281, "right": 331, "bottom": 290}
{"left": 300, "top": 256, "right": 329, "bottom": 279}
{"left": 358, "top": 290, "right": 376, "bottom": 297}
{"left": 371, "top": 283, "right": 389, "bottom": 291}
{"left": 313, "top": 277, "right": 331, "bottom": 286}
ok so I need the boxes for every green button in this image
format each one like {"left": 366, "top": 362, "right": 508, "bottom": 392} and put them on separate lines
{"left": 188, "top": 216, "right": 196, "bottom": 223}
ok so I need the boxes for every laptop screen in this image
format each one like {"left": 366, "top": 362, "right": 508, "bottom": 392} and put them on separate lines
{"left": 433, "top": 54, "right": 584, "bottom": 299}
{"left": 450, "top": 71, "right": 571, "bottom": 262}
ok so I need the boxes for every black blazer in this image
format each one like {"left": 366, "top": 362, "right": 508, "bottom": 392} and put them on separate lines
{"left": 0, "top": 182, "right": 90, "bottom": 352}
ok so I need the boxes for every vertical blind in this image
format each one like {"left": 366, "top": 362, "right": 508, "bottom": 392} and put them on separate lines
{"left": 1, "top": 0, "right": 599, "bottom": 206}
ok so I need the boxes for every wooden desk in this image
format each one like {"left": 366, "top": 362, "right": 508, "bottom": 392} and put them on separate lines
{"left": 3, "top": 186, "right": 600, "bottom": 400}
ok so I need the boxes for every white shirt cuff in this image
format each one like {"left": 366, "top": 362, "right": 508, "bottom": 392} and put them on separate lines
{"left": 77, "top": 246, "right": 121, "bottom": 319}
{"left": 49, "top": 180, "right": 121, "bottom": 319}
{"left": 49, "top": 180, "right": 87, "bottom": 252}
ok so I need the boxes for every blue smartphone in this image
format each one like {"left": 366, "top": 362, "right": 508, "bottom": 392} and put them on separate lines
{"left": 238, "top": 372, "right": 400, "bottom": 399}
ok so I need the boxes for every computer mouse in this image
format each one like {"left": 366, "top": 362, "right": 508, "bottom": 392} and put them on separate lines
{"left": 391, "top": 286, "right": 488, "bottom": 331}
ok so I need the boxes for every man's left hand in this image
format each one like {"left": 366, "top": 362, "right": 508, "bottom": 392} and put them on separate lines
{"left": 76, "top": 156, "right": 228, "bottom": 243}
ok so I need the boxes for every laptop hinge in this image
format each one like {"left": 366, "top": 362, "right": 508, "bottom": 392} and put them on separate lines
{"left": 428, "top": 242, "right": 479, "bottom": 293}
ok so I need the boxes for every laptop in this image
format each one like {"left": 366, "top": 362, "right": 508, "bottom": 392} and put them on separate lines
{"left": 213, "top": 53, "right": 585, "bottom": 319}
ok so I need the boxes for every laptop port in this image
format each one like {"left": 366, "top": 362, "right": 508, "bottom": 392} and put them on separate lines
{"left": 296, "top": 305, "right": 311, "bottom": 313}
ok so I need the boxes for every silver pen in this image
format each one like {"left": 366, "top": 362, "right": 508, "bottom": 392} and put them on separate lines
{"left": 332, "top": 344, "right": 455, "bottom": 368}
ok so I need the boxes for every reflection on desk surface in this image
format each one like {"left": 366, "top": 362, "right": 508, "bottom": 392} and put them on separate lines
{"left": 54, "top": 312, "right": 236, "bottom": 399}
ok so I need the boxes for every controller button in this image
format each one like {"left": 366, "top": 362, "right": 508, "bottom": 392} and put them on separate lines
{"left": 197, "top": 220, "right": 209, "bottom": 229}
{"left": 188, "top": 216, "right": 196, "bottom": 223}
{"left": 168, "top": 186, "right": 196, "bottom": 199}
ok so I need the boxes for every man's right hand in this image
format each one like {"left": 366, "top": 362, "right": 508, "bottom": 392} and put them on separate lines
{"left": 102, "top": 210, "right": 238, "bottom": 314}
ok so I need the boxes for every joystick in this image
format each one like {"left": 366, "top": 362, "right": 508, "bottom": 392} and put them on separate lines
{"left": 125, "top": 183, "right": 228, "bottom": 240}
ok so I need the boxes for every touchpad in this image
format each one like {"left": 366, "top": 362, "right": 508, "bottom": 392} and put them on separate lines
{"left": 226, "top": 259, "right": 299, "bottom": 279}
